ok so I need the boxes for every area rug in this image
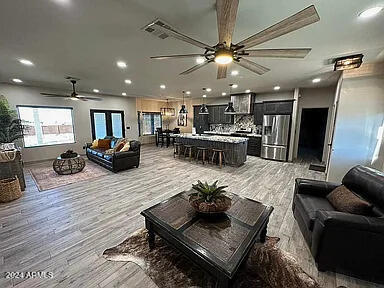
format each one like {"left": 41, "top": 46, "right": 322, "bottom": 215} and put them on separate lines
{"left": 103, "top": 229, "right": 322, "bottom": 288}
{"left": 29, "top": 160, "right": 109, "bottom": 191}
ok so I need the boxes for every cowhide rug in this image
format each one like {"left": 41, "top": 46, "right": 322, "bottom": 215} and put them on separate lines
{"left": 103, "top": 229, "right": 327, "bottom": 288}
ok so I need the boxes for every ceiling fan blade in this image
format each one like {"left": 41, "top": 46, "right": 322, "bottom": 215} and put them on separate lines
{"left": 217, "top": 65, "right": 227, "bottom": 79}
{"left": 77, "top": 95, "right": 102, "bottom": 101}
{"left": 41, "top": 92, "right": 69, "bottom": 98}
{"left": 236, "top": 58, "right": 270, "bottom": 75}
{"left": 151, "top": 53, "right": 213, "bottom": 60}
{"left": 236, "top": 5, "right": 320, "bottom": 49}
{"left": 179, "top": 61, "right": 211, "bottom": 75}
{"left": 153, "top": 22, "right": 213, "bottom": 50}
{"left": 241, "top": 48, "right": 312, "bottom": 58}
{"left": 216, "top": 0, "right": 239, "bottom": 48}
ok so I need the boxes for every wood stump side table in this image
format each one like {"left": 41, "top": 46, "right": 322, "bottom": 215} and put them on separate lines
{"left": 53, "top": 155, "right": 85, "bottom": 175}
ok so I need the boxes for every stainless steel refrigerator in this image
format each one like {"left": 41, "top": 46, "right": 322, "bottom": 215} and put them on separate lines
{"left": 261, "top": 114, "right": 291, "bottom": 161}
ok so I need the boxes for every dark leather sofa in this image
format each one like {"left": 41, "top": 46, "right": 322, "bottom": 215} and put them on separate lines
{"left": 292, "top": 165, "right": 384, "bottom": 283}
{"left": 86, "top": 138, "right": 141, "bottom": 172}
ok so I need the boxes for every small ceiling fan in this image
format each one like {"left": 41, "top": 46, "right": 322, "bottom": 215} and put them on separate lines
{"left": 149, "top": 1, "right": 320, "bottom": 79}
{"left": 41, "top": 80, "right": 102, "bottom": 101}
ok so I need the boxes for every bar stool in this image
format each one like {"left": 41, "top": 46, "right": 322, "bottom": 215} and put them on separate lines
{"left": 211, "top": 149, "right": 226, "bottom": 168}
{"left": 196, "top": 147, "right": 209, "bottom": 165}
{"left": 184, "top": 145, "right": 194, "bottom": 162}
{"left": 173, "top": 143, "right": 183, "bottom": 158}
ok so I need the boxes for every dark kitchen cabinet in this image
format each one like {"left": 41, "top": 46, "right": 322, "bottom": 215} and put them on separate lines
{"left": 247, "top": 136, "right": 262, "bottom": 157}
{"left": 254, "top": 103, "right": 263, "bottom": 125}
{"left": 208, "top": 105, "right": 233, "bottom": 124}
{"left": 193, "top": 105, "right": 209, "bottom": 134}
{"left": 263, "top": 100, "right": 293, "bottom": 115}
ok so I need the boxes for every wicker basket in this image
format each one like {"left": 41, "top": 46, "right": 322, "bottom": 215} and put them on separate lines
{"left": 0, "top": 176, "right": 22, "bottom": 203}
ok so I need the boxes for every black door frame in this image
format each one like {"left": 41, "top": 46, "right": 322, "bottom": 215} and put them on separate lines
{"left": 90, "top": 109, "right": 125, "bottom": 140}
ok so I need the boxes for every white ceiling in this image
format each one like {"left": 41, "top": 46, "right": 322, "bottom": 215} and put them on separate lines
{"left": 0, "top": 0, "right": 383, "bottom": 99}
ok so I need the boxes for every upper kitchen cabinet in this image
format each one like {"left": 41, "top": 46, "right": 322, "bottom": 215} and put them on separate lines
{"left": 193, "top": 105, "right": 209, "bottom": 134}
{"left": 208, "top": 105, "right": 233, "bottom": 124}
{"left": 254, "top": 103, "right": 263, "bottom": 125}
{"left": 263, "top": 100, "right": 294, "bottom": 115}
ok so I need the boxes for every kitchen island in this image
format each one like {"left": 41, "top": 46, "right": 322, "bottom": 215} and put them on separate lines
{"left": 174, "top": 133, "right": 248, "bottom": 166}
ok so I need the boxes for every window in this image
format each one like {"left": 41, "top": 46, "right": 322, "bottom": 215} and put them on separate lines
{"left": 18, "top": 106, "right": 75, "bottom": 147}
{"left": 90, "top": 110, "right": 125, "bottom": 140}
{"left": 139, "top": 112, "right": 162, "bottom": 136}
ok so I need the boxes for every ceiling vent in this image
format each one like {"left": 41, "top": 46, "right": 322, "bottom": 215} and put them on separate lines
{"left": 141, "top": 18, "right": 172, "bottom": 40}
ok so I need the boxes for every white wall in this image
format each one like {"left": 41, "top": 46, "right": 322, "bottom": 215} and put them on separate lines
{"left": 0, "top": 83, "right": 138, "bottom": 162}
{"left": 327, "top": 76, "right": 384, "bottom": 182}
{"left": 294, "top": 86, "right": 336, "bottom": 162}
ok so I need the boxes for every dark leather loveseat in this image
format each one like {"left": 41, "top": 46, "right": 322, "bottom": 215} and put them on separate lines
{"left": 292, "top": 165, "right": 384, "bottom": 283}
{"left": 86, "top": 138, "right": 141, "bottom": 172}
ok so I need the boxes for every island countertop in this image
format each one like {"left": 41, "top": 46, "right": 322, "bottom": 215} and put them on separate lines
{"left": 174, "top": 133, "right": 248, "bottom": 166}
{"left": 174, "top": 133, "right": 248, "bottom": 144}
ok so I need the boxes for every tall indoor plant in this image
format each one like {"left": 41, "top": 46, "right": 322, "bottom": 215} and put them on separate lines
{"left": 0, "top": 96, "right": 24, "bottom": 147}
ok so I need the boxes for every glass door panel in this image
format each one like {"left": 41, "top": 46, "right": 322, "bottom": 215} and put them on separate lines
{"left": 94, "top": 112, "right": 107, "bottom": 139}
{"left": 111, "top": 112, "right": 123, "bottom": 138}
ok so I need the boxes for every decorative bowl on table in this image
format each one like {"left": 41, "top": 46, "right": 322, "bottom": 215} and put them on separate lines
{"left": 189, "top": 180, "right": 231, "bottom": 214}
{"left": 60, "top": 150, "right": 78, "bottom": 159}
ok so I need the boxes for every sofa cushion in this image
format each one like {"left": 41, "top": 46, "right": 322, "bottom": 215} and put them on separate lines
{"left": 327, "top": 185, "right": 373, "bottom": 216}
{"left": 342, "top": 165, "right": 384, "bottom": 211}
{"left": 98, "top": 139, "right": 111, "bottom": 149}
{"left": 103, "top": 154, "right": 113, "bottom": 161}
{"left": 294, "top": 194, "right": 335, "bottom": 231}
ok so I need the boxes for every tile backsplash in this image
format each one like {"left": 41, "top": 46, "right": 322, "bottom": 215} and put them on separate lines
{"left": 210, "top": 115, "right": 262, "bottom": 134}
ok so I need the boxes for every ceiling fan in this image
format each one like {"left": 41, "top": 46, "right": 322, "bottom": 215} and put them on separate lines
{"left": 149, "top": 1, "right": 320, "bottom": 79}
{"left": 40, "top": 80, "right": 102, "bottom": 101}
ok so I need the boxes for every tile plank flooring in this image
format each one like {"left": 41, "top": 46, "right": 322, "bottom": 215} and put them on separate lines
{"left": 0, "top": 145, "right": 381, "bottom": 288}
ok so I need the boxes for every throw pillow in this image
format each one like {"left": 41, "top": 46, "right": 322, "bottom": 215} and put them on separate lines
{"left": 327, "top": 185, "right": 373, "bottom": 215}
{"left": 114, "top": 142, "right": 125, "bottom": 152}
{"left": 119, "top": 142, "right": 131, "bottom": 152}
{"left": 104, "top": 148, "right": 115, "bottom": 155}
{"left": 97, "top": 139, "right": 111, "bottom": 150}
{"left": 90, "top": 139, "right": 99, "bottom": 148}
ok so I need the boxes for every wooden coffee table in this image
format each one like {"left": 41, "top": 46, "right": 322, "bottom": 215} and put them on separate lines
{"left": 141, "top": 190, "right": 273, "bottom": 288}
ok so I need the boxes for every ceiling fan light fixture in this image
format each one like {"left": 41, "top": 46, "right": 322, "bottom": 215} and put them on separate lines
{"left": 196, "top": 57, "right": 205, "bottom": 64}
{"left": 214, "top": 49, "right": 233, "bottom": 65}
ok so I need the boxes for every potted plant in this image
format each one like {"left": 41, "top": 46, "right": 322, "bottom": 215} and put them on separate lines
{"left": 0, "top": 96, "right": 23, "bottom": 150}
{"left": 189, "top": 180, "right": 231, "bottom": 214}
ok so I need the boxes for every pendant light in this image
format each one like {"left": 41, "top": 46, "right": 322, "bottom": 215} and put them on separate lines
{"left": 179, "top": 91, "right": 188, "bottom": 114}
{"left": 160, "top": 99, "right": 175, "bottom": 116}
{"left": 224, "top": 84, "right": 236, "bottom": 114}
{"left": 199, "top": 88, "right": 209, "bottom": 115}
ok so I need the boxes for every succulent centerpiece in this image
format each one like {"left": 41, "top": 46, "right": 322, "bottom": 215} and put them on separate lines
{"left": 189, "top": 180, "right": 231, "bottom": 214}
{"left": 60, "top": 150, "right": 78, "bottom": 159}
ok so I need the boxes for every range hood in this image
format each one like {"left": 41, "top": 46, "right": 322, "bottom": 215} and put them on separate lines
{"left": 231, "top": 93, "right": 255, "bottom": 114}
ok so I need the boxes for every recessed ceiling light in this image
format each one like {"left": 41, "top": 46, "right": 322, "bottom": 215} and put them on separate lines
{"left": 203, "top": 94, "right": 207, "bottom": 98}
{"left": 231, "top": 70, "right": 239, "bottom": 76}
{"left": 12, "top": 78, "right": 23, "bottom": 83}
{"left": 359, "top": 7, "right": 383, "bottom": 18}
{"left": 160, "top": 84, "right": 166, "bottom": 89}
{"left": 122, "top": 92, "right": 127, "bottom": 96}
{"left": 116, "top": 61, "right": 127, "bottom": 68}
{"left": 93, "top": 89, "right": 100, "bottom": 93}
{"left": 232, "top": 84, "right": 238, "bottom": 89}
{"left": 312, "top": 78, "right": 321, "bottom": 83}
{"left": 186, "top": 91, "right": 191, "bottom": 95}
{"left": 206, "top": 88, "right": 212, "bottom": 92}
{"left": 19, "top": 59, "right": 34, "bottom": 66}
{"left": 222, "top": 92, "right": 227, "bottom": 96}
{"left": 274, "top": 86, "right": 281, "bottom": 91}
{"left": 245, "top": 89, "right": 251, "bottom": 93}
{"left": 196, "top": 57, "right": 205, "bottom": 64}
{"left": 124, "top": 79, "right": 132, "bottom": 84}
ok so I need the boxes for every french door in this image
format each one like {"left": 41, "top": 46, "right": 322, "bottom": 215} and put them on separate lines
{"left": 90, "top": 109, "right": 125, "bottom": 140}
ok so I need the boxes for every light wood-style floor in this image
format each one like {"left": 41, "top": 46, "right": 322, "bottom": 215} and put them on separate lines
{"left": 0, "top": 145, "right": 381, "bottom": 288}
